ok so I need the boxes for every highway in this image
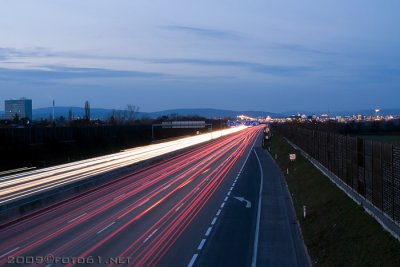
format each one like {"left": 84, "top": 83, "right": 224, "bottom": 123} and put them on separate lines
{"left": 0, "top": 126, "right": 245, "bottom": 206}
{"left": 0, "top": 126, "right": 261, "bottom": 266}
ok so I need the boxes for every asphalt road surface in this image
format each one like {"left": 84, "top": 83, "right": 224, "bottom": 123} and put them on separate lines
{"left": 0, "top": 126, "right": 309, "bottom": 267}
{"left": 185, "top": 136, "right": 310, "bottom": 267}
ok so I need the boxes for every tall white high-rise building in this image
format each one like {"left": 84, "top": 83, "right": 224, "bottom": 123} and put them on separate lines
{"left": 5, "top": 98, "right": 33, "bottom": 120}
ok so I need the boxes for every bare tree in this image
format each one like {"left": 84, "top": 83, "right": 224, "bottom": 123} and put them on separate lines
{"left": 126, "top": 104, "right": 140, "bottom": 122}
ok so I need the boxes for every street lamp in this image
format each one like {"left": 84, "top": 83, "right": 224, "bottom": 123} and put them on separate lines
{"left": 374, "top": 108, "right": 380, "bottom": 120}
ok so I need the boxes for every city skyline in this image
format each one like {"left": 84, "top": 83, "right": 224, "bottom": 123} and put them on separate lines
{"left": 1, "top": 1, "right": 399, "bottom": 112}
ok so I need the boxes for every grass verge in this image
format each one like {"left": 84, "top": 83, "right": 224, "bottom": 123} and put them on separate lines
{"left": 265, "top": 135, "right": 400, "bottom": 266}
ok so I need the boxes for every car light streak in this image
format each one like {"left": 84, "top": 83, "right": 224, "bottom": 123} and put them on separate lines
{"left": 1, "top": 130, "right": 244, "bottom": 250}
{"left": 0, "top": 126, "right": 261, "bottom": 267}
{"left": 0, "top": 127, "right": 245, "bottom": 205}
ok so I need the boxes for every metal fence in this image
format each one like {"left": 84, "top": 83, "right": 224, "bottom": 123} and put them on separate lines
{"left": 273, "top": 124, "right": 400, "bottom": 224}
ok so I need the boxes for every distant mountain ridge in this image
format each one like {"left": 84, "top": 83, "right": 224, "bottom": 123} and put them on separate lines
{"left": 32, "top": 107, "right": 123, "bottom": 120}
{"left": 1, "top": 107, "right": 399, "bottom": 120}
{"left": 26, "top": 107, "right": 283, "bottom": 120}
{"left": 148, "top": 108, "right": 282, "bottom": 118}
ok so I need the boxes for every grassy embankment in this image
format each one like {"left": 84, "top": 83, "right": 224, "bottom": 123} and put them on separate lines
{"left": 265, "top": 135, "right": 400, "bottom": 266}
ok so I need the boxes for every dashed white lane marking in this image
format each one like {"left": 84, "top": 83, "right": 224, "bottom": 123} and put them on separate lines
{"left": 205, "top": 227, "right": 212, "bottom": 236}
{"left": 97, "top": 222, "right": 115, "bottom": 234}
{"left": 201, "top": 168, "right": 210, "bottom": 174}
{"left": 68, "top": 212, "right": 87, "bottom": 223}
{"left": 0, "top": 247, "right": 20, "bottom": 258}
{"left": 163, "top": 183, "right": 171, "bottom": 190}
{"left": 187, "top": 130, "right": 261, "bottom": 267}
{"left": 113, "top": 193, "right": 126, "bottom": 200}
{"left": 143, "top": 229, "right": 158, "bottom": 243}
{"left": 138, "top": 198, "right": 150, "bottom": 207}
{"left": 232, "top": 182, "right": 236, "bottom": 186}
{"left": 197, "top": 239, "right": 206, "bottom": 250}
{"left": 188, "top": 254, "right": 198, "bottom": 267}
{"left": 176, "top": 202, "right": 185, "bottom": 211}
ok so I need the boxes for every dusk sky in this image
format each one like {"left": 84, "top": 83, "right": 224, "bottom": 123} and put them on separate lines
{"left": 1, "top": 0, "right": 399, "bottom": 112}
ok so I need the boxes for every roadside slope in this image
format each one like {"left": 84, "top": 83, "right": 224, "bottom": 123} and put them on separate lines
{"left": 266, "top": 135, "right": 400, "bottom": 266}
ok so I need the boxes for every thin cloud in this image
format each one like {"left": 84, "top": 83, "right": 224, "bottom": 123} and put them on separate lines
{"left": 151, "top": 58, "right": 249, "bottom": 67}
{"left": 0, "top": 65, "right": 164, "bottom": 81}
{"left": 251, "top": 64, "right": 316, "bottom": 76}
{"left": 152, "top": 58, "right": 318, "bottom": 76}
{"left": 0, "top": 47, "right": 143, "bottom": 62}
{"left": 161, "top": 25, "right": 241, "bottom": 40}
{"left": 271, "top": 43, "right": 336, "bottom": 55}
{"left": 0, "top": 47, "right": 58, "bottom": 59}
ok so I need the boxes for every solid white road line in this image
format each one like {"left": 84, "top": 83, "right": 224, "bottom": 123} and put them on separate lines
{"left": 252, "top": 149, "right": 264, "bottom": 267}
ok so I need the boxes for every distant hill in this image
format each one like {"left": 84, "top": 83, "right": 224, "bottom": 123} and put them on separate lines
{"left": 148, "top": 108, "right": 282, "bottom": 119}
{"left": 1, "top": 107, "right": 399, "bottom": 120}
{"left": 32, "top": 107, "right": 132, "bottom": 120}
{"left": 24, "top": 107, "right": 283, "bottom": 120}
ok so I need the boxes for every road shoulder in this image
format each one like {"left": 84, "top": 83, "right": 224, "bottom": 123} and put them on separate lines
{"left": 255, "top": 146, "right": 310, "bottom": 267}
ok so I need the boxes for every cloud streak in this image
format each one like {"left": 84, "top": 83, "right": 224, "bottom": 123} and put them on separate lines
{"left": 271, "top": 43, "right": 336, "bottom": 55}
{"left": 0, "top": 65, "right": 164, "bottom": 82}
{"left": 1, "top": 47, "right": 319, "bottom": 76}
{"left": 152, "top": 58, "right": 318, "bottom": 76}
{"left": 161, "top": 25, "right": 240, "bottom": 40}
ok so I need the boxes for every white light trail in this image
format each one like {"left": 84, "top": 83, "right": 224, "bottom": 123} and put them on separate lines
{"left": 0, "top": 127, "right": 246, "bottom": 205}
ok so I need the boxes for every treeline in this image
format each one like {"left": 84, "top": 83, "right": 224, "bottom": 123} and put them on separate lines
{"left": 0, "top": 118, "right": 226, "bottom": 171}
{"left": 282, "top": 120, "right": 400, "bottom": 136}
